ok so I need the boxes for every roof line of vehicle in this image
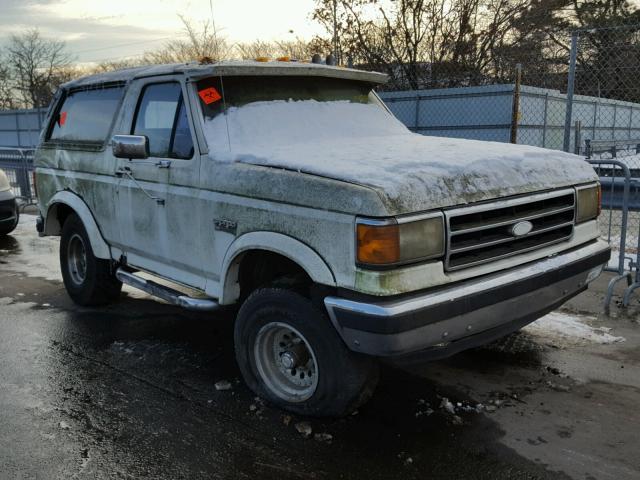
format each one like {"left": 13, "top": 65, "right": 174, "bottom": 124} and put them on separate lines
{"left": 61, "top": 62, "right": 388, "bottom": 90}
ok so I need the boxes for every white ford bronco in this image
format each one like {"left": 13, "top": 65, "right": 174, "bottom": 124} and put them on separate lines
{"left": 35, "top": 61, "right": 610, "bottom": 416}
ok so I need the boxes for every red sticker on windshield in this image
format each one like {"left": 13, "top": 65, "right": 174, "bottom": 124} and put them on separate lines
{"left": 59, "top": 111, "right": 67, "bottom": 126}
{"left": 198, "top": 87, "right": 222, "bottom": 105}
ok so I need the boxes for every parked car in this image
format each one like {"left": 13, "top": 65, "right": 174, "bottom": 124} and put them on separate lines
{"left": 0, "top": 169, "right": 19, "bottom": 236}
{"left": 34, "top": 61, "right": 610, "bottom": 416}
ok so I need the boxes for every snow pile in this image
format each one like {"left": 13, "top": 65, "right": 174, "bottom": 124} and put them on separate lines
{"left": 203, "top": 99, "right": 597, "bottom": 213}
{"left": 524, "top": 311, "right": 625, "bottom": 346}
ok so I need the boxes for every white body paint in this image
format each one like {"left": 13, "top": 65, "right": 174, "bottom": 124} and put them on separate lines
{"left": 34, "top": 62, "right": 602, "bottom": 305}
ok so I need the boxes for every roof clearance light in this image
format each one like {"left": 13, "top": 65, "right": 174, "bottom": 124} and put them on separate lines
{"left": 255, "top": 57, "right": 270, "bottom": 62}
{"left": 276, "top": 56, "right": 291, "bottom": 62}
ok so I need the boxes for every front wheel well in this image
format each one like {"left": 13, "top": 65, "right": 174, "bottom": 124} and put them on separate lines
{"left": 237, "top": 250, "right": 312, "bottom": 301}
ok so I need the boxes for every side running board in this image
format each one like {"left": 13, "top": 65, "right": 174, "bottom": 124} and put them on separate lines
{"left": 115, "top": 268, "right": 220, "bottom": 312}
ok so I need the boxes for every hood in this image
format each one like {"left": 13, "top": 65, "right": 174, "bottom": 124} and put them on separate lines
{"left": 205, "top": 100, "right": 597, "bottom": 215}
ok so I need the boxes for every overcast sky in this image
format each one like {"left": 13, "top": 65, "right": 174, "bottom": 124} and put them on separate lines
{"left": 0, "top": 0, "right": 324, "bottom": 63}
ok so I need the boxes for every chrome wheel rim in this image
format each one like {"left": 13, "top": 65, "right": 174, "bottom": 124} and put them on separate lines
{"left": 67, "top": 233, "right": 87, "bottom": 286}
{"left": 253, "top": 322, "right": 318, "bottom": 402}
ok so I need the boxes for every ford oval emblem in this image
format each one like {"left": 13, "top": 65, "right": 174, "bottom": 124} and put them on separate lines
{"left": 510, "top": 220, "right": 533, "bottom": 237}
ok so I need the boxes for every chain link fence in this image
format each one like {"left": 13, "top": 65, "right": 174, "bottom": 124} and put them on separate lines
{"left": 571, "top": 25, "right": 640, "bottom": 306}
{"left": 0, "top": 147, "right": 36, "bottom": 205}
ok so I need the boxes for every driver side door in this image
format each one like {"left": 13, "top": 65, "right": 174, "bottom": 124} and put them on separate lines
{"left": 115, "top": 77, "right": 205, "bottom": 288}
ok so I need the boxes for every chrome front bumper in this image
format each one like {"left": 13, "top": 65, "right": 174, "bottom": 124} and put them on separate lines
{"left": 324, "top": 240, "right": 611, "bottom": 359}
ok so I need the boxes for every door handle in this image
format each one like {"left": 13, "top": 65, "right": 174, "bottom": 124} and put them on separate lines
{"left": 115, "top": 166, "right": 131, "bottom": 177}
{"left": 156, "top": 160, "right": 171, "bottom": 169}
{"left": 115, "top": 166, "right": 165, "bottom": 206}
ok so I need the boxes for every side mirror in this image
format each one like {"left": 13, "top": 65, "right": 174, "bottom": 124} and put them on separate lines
{"left": 112, "top": 135, "right": 149, "bottom": 159}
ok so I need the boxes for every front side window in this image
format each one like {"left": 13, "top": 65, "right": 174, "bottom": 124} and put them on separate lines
{"left": 49, "top": 86, "right": 124, "bottom": 144}
{"left": 132, "top": 82, "right": 194, "bottom": 159}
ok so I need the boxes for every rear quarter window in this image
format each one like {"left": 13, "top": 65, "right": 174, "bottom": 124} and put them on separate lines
{"left": 48, "top": 86, "right": 124, "bottom": 144}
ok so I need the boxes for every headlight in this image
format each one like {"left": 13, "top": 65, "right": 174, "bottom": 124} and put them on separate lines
{"left": 576, "top": 183, "right": 601, "bottom": 223}
{"left": 356, "top": 213, "right": 445, "bottom": 267}
{"left": 0, "top": 170, "right": 10, "bottom": 192}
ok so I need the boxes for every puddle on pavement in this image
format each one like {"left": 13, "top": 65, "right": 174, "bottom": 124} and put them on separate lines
{"left": 26, "top": 293, "right": 561, "bottom": 480}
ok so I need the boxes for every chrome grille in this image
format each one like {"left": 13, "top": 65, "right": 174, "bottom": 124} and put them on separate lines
{"left": 445, "top": 189, "right": 575, "bottom": 271}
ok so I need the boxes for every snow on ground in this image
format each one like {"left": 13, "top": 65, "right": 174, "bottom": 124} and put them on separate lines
{"left": 524, "top": 311, "right": 625, "bottom": 346}
{"left": 1, "top": 213, "right": 60, "bottom": 282}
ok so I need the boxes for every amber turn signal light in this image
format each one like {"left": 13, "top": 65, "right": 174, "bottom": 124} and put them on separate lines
{"left": 356, "top": 223, "right": 400, "bottom": 265}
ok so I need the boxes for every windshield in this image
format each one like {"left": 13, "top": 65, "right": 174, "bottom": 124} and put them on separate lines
{"left": 197, "top": 75, "right": 377, "bottom": 117}
{"left": 196, "top": 75, "right": 408, "bottom": 155}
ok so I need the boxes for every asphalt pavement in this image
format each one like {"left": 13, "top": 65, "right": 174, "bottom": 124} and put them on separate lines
{"left": 1, "top": 214, "right": 639, "bottom": 479}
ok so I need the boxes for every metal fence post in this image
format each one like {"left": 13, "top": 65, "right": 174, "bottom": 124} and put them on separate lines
{"left": 563, "top": 32, "right": 579, "bottom": 152}
{"left": 14, "top": 110, "right": 21, "bottom": 148}
{"left": 510, "top": 64, "right": 522, "bottom": 144}
{"left": 574, "top": 120, "right": 582, "bottom": 154}
{"left": 592, "top": 101, "right": 598, "bottom": 140}
{"left": 542, "top": 93, "right": 549, "bottom": 147}
{"left": 19, "top": 149, "right": 32, "bottom": 201}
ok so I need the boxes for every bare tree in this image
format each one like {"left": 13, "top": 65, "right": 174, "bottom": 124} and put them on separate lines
{"left": 236, "top": 40, "right": 281, "bottom": 59}
{"left": 236, "top": 37, "right": 320, "bottom": 60}
{"left": 90, "top": 58, "right": 149, "bottom": 73}
{"left": 143, "top": 15, "right": 232, "bottom": 63}
{"left": 6, "top": 28, "right": 73, "bottom": 108}
{"left": 313, "top": 0, "right": 535, "bottom": 89}
{"left": 0, "top": 61, "right": 16, "bottom": 109}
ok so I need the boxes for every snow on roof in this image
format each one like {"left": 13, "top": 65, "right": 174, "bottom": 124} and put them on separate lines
{"left": 63, "top": 60, "right": 388, "bottom": 89}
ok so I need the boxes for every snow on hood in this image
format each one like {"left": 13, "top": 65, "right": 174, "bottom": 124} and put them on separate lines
{"left": 204, "top": 100, "right": 597, "bottom": 214}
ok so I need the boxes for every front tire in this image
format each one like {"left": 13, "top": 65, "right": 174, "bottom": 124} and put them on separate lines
{"left": 234, "top": 287, "right": 379, "bottom": 417}
{"left": 60, "top": 213, "right": 122, "bottom": 306}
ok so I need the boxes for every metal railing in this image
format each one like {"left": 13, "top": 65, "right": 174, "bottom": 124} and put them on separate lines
{"left": 585, "top": 138, "right": 640, "bottom": 162}
{"left": 0, "top": 146, "right": 36, "bottom": 205}
{"left": 588, "top": 159, "right": 640, "bottom": 312}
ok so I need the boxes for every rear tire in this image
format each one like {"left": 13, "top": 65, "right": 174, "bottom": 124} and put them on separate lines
{"left": 60, "top": 213, "right": 122, "bottom": 306}
{"left": 234, "top": 287, "right": 379, "bottom": 417}
{"left": 0, "top": 199, "right": 19, "bottom": 236}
